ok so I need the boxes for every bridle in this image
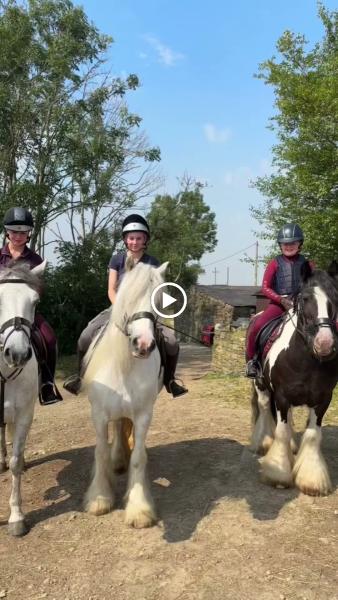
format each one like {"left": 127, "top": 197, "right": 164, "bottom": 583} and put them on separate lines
{"left": 115, "top": 311, "right": 157, "bottom": 338}
{"left": 291, "top": 291, "right": 338, "bottom": 360}
{"left": 0, "top": 278, "right": 36, "bottom": 426}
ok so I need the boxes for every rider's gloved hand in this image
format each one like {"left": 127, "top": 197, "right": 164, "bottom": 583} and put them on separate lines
{"left": 280, "top": 297, "right": 293, "bottom": 311}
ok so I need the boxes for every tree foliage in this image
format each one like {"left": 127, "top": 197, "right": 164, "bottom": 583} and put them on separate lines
{"left": 147, "top": 181, "right": 217, "bottom": 289}
{"left": 252, "top": 5, "right": 338, "bottom": 265}
{"left": 0, "top": 0, "right": 160, "bottom": 252}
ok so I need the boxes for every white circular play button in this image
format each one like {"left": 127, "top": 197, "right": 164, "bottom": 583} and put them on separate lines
{"left": 151, "top": 282, "right": 187, "bottom": 318}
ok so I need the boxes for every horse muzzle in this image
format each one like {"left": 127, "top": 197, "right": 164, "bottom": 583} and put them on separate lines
{"left": 131, "top": 337, "right": 156, "bottom": 359}
{"left": 3, "top": 346, "right": 32, "bottom": 368}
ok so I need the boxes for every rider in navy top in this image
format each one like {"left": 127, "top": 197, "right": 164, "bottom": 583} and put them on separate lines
{"left": 64, "top": 214, "right": 188, "bottom": 398}
{"left": 0, "top": 207, "right": 61, "bottom": 405}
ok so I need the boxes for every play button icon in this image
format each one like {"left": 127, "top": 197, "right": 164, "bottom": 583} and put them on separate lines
{"left": 162, "top": 291, "right": 177, "bottom": 310}
{"left": 151, "top": 282, "right": 187, "bottom": 318}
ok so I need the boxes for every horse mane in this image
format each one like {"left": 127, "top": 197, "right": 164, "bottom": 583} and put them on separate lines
{"left": 302, "top": 268, "right": 338, "bottom": 306}
{"left": 83, "top": 263, "right": 163, "bottom": 383}
{"left": 0, "top": 262, "right": 43, "bottom": 295}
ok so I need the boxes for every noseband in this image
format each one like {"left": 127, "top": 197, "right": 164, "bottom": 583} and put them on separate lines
{"left": 116, "top": 311, "right": 157, "bottom": 337}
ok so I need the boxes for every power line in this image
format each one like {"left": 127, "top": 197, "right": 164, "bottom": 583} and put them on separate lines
{"left": 201, "top": 242, "right": 257, "bottom": 268}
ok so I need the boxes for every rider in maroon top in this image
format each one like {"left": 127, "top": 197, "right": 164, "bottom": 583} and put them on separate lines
{"left": 0, "top": 207, "right": 61, "bottom": 405}
{"left": 246, "top": 223, "right": 314, "bottom": 378}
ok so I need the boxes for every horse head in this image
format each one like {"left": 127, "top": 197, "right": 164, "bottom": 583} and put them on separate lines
{"left": 114, "top": 262, "right": 168, "bottom": 359}
{"left": 297, "top": 261, "right": 338, "bottom": 361}
{"left": 0, "top": 261, "right": 45, "bottom": 368}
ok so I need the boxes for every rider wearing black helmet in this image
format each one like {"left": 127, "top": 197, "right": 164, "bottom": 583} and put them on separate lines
{"left": 64, "top": 214, "right": 188, "bottom": 398}
{"left": 0, "top": 207, "right": 62, "bottom": 404}
{"left": 245, "top": 222, "right": 313, "bottom": 379}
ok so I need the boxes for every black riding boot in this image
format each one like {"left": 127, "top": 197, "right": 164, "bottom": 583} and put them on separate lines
{"left": 245, "top": 358, "right": 259, "bottom": 379}
{"left": 40, "top": 346, "right": 63, "bottom": 405}
{"left": 164, "top": 351, "right": 188, "bottom": 398}
{"left": 63, "top": 350, "right": 86, "bottom": 396}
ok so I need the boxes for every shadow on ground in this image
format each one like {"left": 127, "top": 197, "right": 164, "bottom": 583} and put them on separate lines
{"left": 5, "top": 424, "right": 336, "bottom": 542}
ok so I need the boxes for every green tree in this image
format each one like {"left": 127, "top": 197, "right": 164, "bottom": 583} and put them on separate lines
{"left": 252, "top": 5, "right": 338, "bottom": 266}
{"left": 147, "top": 181, "right": 217, "bottom": 289}
{"left": 0, "top": 0, "right": 160, "bottom": 253}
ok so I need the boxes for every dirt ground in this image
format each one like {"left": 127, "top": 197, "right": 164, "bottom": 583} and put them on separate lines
{"left": 0, "top": 344, "right": 338, "bottom": 600}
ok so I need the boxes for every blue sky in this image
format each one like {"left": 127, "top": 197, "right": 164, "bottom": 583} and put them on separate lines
{"left": 79, "top": 0, "right": 335, "bottom": 285}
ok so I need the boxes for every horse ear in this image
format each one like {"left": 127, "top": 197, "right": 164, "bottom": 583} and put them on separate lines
{"left": 327, "top": 260, "right": 338, "bottom": 279}
{"left": 31, "top": 260, "right": 47, "bottom": 276}
{"left": 156, "top": 261, "right": 169, "bottom": 277}
{"left": 300, "top": 260, "right": 312, "bottom": 282}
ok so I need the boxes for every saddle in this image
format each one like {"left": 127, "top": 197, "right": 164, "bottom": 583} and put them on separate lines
{"left": 254, "top": 315, "right": 285, "bottom": 362}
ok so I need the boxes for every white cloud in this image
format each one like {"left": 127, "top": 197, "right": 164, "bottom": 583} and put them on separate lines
{"left": 203, "top": 123, "right": 231, "bottom": 144}
{"left": 143, "top": 35, "right": 185, "bottom": 66}
{"left": 139, "top": 52, "right": 148, "bottom": 60}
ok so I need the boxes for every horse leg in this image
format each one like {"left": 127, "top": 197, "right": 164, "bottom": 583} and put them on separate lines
{"left": 288, "top": 408, "right": 298, "bottom": 454}
{"left": 125, "top": 413, "right": 156, "bottom": 528}
{"left": 250, "top": 383, "right": 276, "bottom": 455}
{"left": 293, "top": 406, "right": 332, "bottom": 496}
{"left": 8, "top": 421, "right": 31, "bottom": 536}
{"left": 259, "top": 403, "right": 294, "bottom": 488}
{"left": 0, "top": 425, "right": 7, "bottom": 472}
{"left": 85, "top": 418, "right": 115, "bottom": 515}
{"left": 111, "top": 418, "right": 134, "bottom": 474}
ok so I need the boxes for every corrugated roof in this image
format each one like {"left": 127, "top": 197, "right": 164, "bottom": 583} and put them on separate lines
{"left": 196, "top": 284, "right": 261, "bottom": 307}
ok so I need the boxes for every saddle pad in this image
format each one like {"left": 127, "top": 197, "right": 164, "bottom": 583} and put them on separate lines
{"left": 257, "top": 316, "right": 285, "bottom": 359}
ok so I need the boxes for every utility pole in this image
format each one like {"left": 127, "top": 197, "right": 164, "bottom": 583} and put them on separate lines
{"left": 254, "top": 240, "right": 259, "bottom": 286}
{"left": 226, "top": 266, "right": 230, "bottom": 285}
{"left": 212, "top": 267, "right": 219, "bottom": 285}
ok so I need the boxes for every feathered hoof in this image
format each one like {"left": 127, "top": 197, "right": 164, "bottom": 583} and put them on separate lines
{"left": 8, "top": 519, "right": 29, "bottom": 537}
{"left": 125, "top": 506, "right": 157, "bottom": 529}
{"left": 86, "top": 495, "right": 113, "bottom": 516}
{"left": 0, "top": 461, "right": 8, "bottom": 473}
{"left": 294, "top": 472, "right": 333, "bottom": 496}
{"left": 259, "top": 457, "right": 294, "bottom": 489}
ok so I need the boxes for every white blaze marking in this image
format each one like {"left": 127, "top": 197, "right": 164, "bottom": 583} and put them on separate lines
{"left": 266, "top": 311, "right": 297, "bottom": 375}
{"left": 313, "top": 286, "right": 334, "bottom": 353}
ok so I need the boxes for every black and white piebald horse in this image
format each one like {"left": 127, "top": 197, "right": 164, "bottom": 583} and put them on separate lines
{"left": 251, "top": 260, "right": 338, "bottom": 496}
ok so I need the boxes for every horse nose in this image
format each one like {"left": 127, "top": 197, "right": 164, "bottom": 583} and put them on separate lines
{"left": 314, "top": 328, "right": 335, "bottom": 356}
{"left": 4, "top": 346, "right": 32, "bottom": 366}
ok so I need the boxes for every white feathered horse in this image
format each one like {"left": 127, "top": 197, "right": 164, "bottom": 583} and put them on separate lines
{"left": 83, "top": 261, "right": 167, "bottom": 528}
{"left": 0, "top": 261, "right": 45, "bottom": 536}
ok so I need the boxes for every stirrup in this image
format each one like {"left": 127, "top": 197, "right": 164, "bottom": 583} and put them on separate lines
{"left": 40, "top": 382, "right": 63, "bottom": 405}
{"left": 245, "top": 359, "right": 259, "bottom": 379}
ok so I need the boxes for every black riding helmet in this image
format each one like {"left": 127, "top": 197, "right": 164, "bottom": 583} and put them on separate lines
{"left": 277, "top": 223, "right": 304, "bottom": 244}
{"left": 3, "top": 207, "right": 34, "bottom": 232}
{"left": 122, "top": 214, "right": 150, "bottom": 239}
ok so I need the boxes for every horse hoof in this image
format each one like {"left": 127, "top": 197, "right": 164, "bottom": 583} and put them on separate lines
{"left": 86, "top": 496, "right": 113, "bottom": 516}
{"left": 8, "top": 520, "right": 29, "bottom": 537}
{"left": 125, "top": 508, "right": 157, "bottom": 529}
{"left": 0, "top": 462, "right": 7, "bottom": 473}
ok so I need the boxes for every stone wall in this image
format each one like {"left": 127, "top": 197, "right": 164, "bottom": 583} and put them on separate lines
{"left": 211, "top": 324, "right": 247, "bottom": 375}
{"left": 175, "top": 287, "right": 233, "bottom": 343}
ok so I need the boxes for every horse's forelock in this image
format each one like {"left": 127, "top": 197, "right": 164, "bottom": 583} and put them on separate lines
{"left": 301, "top": 269, "right": 338, "bottom": 307}
{"left": 0, "top": 263, "right": 43, "bottom": 295}
{"left": 112, "top": 263, "right": 161, "bottom": 323}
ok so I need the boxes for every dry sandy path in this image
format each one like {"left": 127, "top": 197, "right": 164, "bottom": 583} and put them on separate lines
{"left": 0, "top": 344, "right": 337, "bottom": 600}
